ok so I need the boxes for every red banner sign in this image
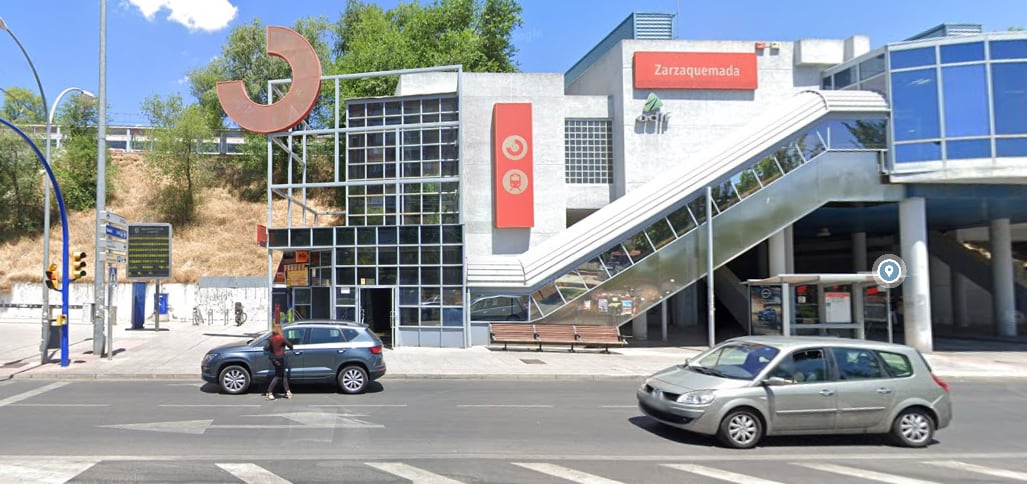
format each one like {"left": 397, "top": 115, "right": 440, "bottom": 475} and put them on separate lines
{"left": 492, "top": 103, "right": 534, "bottom": 228}
{"left": 633, "top": 51, "right": 758, "bottom": 90}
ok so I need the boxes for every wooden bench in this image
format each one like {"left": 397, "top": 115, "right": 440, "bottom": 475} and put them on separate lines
{"left": 490, "top": 323, "right": 629, "bottom": 352}
{"left": 573, "top": 325, "right": 629, "bottom": 353}
{"left": 489, "top": 323, "right": 539, "bottom": 350}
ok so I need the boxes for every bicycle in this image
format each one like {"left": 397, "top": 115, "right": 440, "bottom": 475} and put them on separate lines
{"left": 234, "top": 302, "right": 248, "bottom": 327}
{"left": 192, "top": 305, "right": 205, "bottom": 326}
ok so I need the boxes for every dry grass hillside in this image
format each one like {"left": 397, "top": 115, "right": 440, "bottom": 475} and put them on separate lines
{"left": 0, "top": 152, "right": 298, "bottom": 292}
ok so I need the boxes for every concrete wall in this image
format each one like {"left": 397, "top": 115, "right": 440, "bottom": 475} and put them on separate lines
{"left": 0, "top": 283, "right": 272, "bottom": 327}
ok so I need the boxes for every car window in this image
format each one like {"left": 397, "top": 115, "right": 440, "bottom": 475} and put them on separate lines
{"left": 692, "top": 343, "right": 779, "bottom": 380}
{"left": 769, "top": 349, "right": 827, "bottom": 383}
{"left": 284, "top": 328, "right": 305, "bottom": 345}
{"left": 876, "top": 350, "right": 913, "bottom": 378}
{"left": 833, "top": 347, "right": 886, "bottom": 380}
{"left": 308, "top": 327, "right": 344, "bottom": 345}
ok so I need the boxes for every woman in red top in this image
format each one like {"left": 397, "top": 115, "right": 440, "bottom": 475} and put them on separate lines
{"left": 265, "top": 323, "right": 294, "bottom": 400}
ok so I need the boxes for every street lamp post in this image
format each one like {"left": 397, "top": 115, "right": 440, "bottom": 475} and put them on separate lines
{"left": 43, "top": 87, "right": 95, "bottom": 364}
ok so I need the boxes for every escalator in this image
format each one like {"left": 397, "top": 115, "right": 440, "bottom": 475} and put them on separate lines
{"left": 466, "top": 90, "right": 898, "bottom": 327}
{"left": 928, "top": 231, "right": 1027, "bottom": 311}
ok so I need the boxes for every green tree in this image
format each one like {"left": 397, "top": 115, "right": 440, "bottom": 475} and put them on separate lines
{"left": 53, "top": 92, "right": 112, "bottom": 211}
{"left": 141, "top": 94, "right": 213, "bottom": 225}
{"left": 1, "top": 86, "right": 44, "bottom": 124}
{"left": 0, "top": 129, "right": 43, "bottom": 240}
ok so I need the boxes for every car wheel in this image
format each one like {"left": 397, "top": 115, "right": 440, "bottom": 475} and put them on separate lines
{"left": 337, "top": 365, "right": 369, "bottom": 394}
{"left": 218, "top": 364, "right": 251, "bottom": 395}
{"left": 717, "top": 408, "right": 763, "bottom": 449}
{"left": 891, "top": 408, "right": 934, "bottom": 447}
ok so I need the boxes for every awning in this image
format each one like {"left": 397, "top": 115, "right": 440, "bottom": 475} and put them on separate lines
{"left": 743, "top": 273, "right": 880, "bottom": 286}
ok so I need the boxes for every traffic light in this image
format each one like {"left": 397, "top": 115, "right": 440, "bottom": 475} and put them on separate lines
{"left": 44, "top": 263, "right": 60, "bottom": 291}
{"left": 54, "top": 315, "right": 67, "bottom": 326}
{"left": 71, "top": 251, "right": 87, "bottom": 281}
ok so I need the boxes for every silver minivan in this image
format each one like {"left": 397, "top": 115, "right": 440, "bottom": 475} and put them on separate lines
{"left": 637, "top": 336, "right": 952, "bottom": 448}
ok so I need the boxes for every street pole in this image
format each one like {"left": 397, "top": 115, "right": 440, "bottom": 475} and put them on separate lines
{"left": 706, "top": 186, "right": 715, "bottom": 348}
{"left": 93, "top": 0, "right": 109, "bottom": 356}
{"left": 0, "top": 17, "right": 54, "bottom": 365}
{"left": 43, "top": 87, "right": 95, "bottom": 363}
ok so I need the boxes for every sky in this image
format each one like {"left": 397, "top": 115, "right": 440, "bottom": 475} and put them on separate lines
{"left": 0, "top": 0, "right": 1023, "bottom": 126}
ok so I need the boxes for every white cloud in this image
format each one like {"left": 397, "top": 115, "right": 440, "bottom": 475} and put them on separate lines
{"left": 126, "top": 0, "right": 238, "bottom": 32}
{"left": 177, "top": 76, "right": 190, "bottom": 85}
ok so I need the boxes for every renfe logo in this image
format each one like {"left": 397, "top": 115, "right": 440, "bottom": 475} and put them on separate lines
{"left": 216, "top": 26, "right": 322, "bottom": 134}
{"left": 492, "top": 103, "right": 534, "bottom": 228}
{"left": 633, "top": 51, "right": 758, "bottom": 90}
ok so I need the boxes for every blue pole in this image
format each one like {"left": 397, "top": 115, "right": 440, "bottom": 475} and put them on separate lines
{"left": 0, "top": 117, "right": 71, "bottom": 367}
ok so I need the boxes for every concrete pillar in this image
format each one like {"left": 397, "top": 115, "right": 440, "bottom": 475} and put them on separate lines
{"left": 951, "top": 229, "right": 970, "bottom": 327}
{"left": 769, "top": 230, "right": 787, "bottom": 277}
{"left": 991, "top": 218, "right": 1017, "bottom": 337}
{"left": 784, "top": 225, "right": 795, "bottom": 273}
{"left": 852, "top": 232, "right": 867, "bottom": 338}
{"left": 900, "top": 197, "right": 933, "bottom": 352}
{"left": 757, "top": 241, "right": 769, "bottom": 278}
{"left": 632, "top": 310, "right": 648, "bottom": 341}
{"left": 930, "top": 256, "right": 952, "bottom": 326}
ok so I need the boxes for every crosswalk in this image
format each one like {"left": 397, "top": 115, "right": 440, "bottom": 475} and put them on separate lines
{"left": 4, "top": 458, "right": 1027, "bottom": 483}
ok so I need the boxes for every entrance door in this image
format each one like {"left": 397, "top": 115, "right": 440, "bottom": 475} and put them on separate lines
{"left": 360, "top": 287, "right": 394, "bottom": 347}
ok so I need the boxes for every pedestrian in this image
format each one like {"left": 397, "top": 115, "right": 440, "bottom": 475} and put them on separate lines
{"left": 264, "top": 322, "right": 294, "bottom": 400}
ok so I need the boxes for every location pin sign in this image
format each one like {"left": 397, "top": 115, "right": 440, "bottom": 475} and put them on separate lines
{"left": 883, "top": 264, "right": 894, "bottom": 278}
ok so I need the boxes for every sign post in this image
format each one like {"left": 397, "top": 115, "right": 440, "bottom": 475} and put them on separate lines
{"left": 99, "top": 210, "right": 128, "bottom": 357}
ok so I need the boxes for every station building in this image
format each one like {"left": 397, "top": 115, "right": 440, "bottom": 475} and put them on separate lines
{"left": 264, "top": 13, "right": 1027, "bottom": 352}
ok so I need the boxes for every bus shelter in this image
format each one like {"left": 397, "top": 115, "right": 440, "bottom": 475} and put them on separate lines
{"left": 742, "top": 273, "right": 894, "bottom": 343}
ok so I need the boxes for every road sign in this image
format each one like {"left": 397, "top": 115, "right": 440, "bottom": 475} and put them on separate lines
{"left": 101, "top": 239, "right": 128, "bottom": 254}
{"left": 105, "top": 224, "right": 128, "bottom": 240}
{"left": 108, "top": 266, "right": 117, "bottom": 286}
{"left": 102, "top": 210, "right": 128, "bottom": 227}
{"left": 127, "top": 223, "right": 173, "bottom": 280}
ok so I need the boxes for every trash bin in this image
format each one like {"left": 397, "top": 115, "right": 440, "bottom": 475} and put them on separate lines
{"left": 158, "top": 293, "right": 169, "bottom": 315}
{"left": 47, "top": 325, "right": 61, "bottom": 349}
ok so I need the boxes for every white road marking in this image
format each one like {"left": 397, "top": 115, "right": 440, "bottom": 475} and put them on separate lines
{"left": 10, "top": 404, "right": 108, "bottom": 407}
{"left": 795, "top": 462, "right": 941, "bottom": 484}
{"left": 216, "top": 463, "right": 291, "bottom": 484}
{"left": 456, "top": 404, "right": 552, "bottom": 408}
{"left": 366, "top": 462, "right": 465, "bottom": 483}
{"left": 159, "top": 404, "right": 260, "bottom": 408}
{"left": 598, "top": 405, "right": 636, "bottom": 408}
{"left": 0, "top": 458, "right": 96, "bottom": 484}
{"left": 309, "top": 404, "right": 408, "bottom": 407}
{"left": 0, "top": 382, "right": 68, "bottom": 407}
{"left": 927, "top": 460, "right": 1027, "bottom": 481}
{"left": 514, "top": 462, "right": 624, "bottom": 483}
{"left": 664, "top": 463, "right": 785, "bottom": 483}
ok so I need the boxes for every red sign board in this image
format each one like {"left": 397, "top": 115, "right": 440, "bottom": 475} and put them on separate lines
{"left": 633, "top": 51, "right": 758, "bottom": 90}
{"left": 492, "top": 103, "right": 534, "bottom": 228}
{"left": 257, "top": 224, "right": 268, "bottom": 247}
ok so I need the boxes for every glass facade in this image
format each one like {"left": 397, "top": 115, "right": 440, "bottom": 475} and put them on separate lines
{"left": 564, "top": 119, "right": 614, "bottom": 184}
{"left": 884, "top": 36, "right": 1027, "bottom": 164}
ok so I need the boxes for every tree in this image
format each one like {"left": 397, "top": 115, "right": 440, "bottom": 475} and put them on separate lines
{"left": 0, "top": 129, "right": 43, "bottom": 240}
{"left": 0, "top": 86, "right": 44, "bottom": 125}
{"left": 53, "top": 92, "right": 112, "bottom": 211}
{"left": 141, "top": 94, "right": 213, "bottom": 225}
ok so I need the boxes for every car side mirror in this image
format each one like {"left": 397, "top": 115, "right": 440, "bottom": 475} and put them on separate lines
{"left": 762, "top": 376, "right": 791, "bottom": 386}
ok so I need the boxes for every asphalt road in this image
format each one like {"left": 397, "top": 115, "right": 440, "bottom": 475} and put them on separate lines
{"left": 0, "top": 378, "right": 1025, "bottom": 483}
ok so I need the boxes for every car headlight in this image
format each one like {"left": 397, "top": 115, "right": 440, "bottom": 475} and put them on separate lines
{"left": 677, "top": 390, "right": 716, "bottom": 405}
{"left": 202, "top": 353, "right": 220, "bottom": 365}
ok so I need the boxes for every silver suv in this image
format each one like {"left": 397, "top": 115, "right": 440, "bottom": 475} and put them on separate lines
{"left": 637, "top": 336, "right": 952, "bottom": 448}
{"left": 201, "top": 320, "right": 386, "bottom": 395}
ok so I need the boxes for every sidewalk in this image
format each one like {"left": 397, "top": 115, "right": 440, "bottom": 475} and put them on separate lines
{"left": 2, "top": 319, "right": 1027, "bottom": 382}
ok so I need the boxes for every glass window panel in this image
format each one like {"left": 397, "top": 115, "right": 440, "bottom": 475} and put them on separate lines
{"left": 555, "top": 272, "right": 589, "bottom": 302}
{"left": 399, "top": 226, "right": 419, "bottom": 244}
{"left": 800, "top": 132, "right": 826, "bottom": 161}
{"left": 420, "top": 267, "right": 441, "bottom": 285}
{"left": 992, "top": 63, "right": 1027, "bottom": 135}
{"left": 398, "top": 307, "right": 418, "bottom": 325}
{"left": 399, "top": 246, "right": 419, "bottom": 265}
{"left": 997, "top": 138, "right": 1027, "bottom": 157}
{"left": 357, "top": 227, "right": 376, "bottom": 245}
{"left": 335, "top": 267, "right": 355, "bottom": 285}
{"left": 775, "top": 145, "right": 804, "bottom": 173}
{"left": 378, "top": 247, "right": 397, "bottom": 265}
{"left": 420, "top": 307, "right": 441, "bottom": 327}
{"left": 313, "top": 228, "right": 333, "bottom": 246}
{"left": 753, "top": 155, "right": 783, "bottom": 186}
{"left": 600, "top": 244, "right": 631, "bottom": 276}
{"left": 398, "top": 287, "right": 418, "bottom": 305}
{"left": 531, "top": 284, "right": 565, "bottom": 316}
{"left": 377, "top": 226, "right": 397, "bottom": 245}
{"left": 895, "top": 142, "right": 942, "bottom": 163}
{"left": 990, "top": 39, "right": 1027, "bottom": 60}
{"left": 891, "top": 69, "right": 940, "bottom": 141}
{"left": 291, "top": 229, "right": 311, "bottom": 246}
{"left": 890, "top": 46, "right": 936, "bottom": 69}
{"left": 336, "top": 247, "right": 355, "bottom": 265}
{"left": 357, "top": 248, "right": 376, "bottom": 265}
{"left": 357, "top": 267, "right": 376, "bottom": 284}
{"left": 336, "top": 307, "right": 356, "bottom": 321}
{"left": 940, "top": 42, "right": 984, "bottom": 64}
{"left": 421, "top": 246, "right": 441, "bottom": 265}
{"left": 268, "top": 229, "right": 288, "bottom": 247}
{"left": 859, "top": 74, "right": 887, "bottom": 96}
{"left": 667, "top": 204, "right": 696, "bottom": 236}
{"left": 821, "top": 76, "right": 832, "bottom": 90}
{"left": 337, "top": 287, "right": 356, "bottom": 305}
{"left": 421, "top": 287, "right": 441, "bottom": 305}
{"left": 733, "top": 169, "right": 761, "bottom": 200}
{"left": 687, "top": 197, "right": 708, "bottom": 224}
{"left": 946, "top": 139, "right": 992, "bottom": 159}
{"left": 711, "top": 179, "right": 739, "bottom": 212}
{"left": 574, "top": 258, "right": 609, "bottom": 289}
{"left": 644, "top": 219, "right": 676, "bottom": 250}
{"left": 623, "top": 230, "right": 655, "bottom": 262}
{"left": 378, "top": 267, "right": 397, "bottom": 285}
{"left": 825, "top": 119, "right": 886, "bottom": 150}
{"left": 442, "top": 225, "right": 462, "bottom": 244}
{"left": 942, "top": 64, "right": 989, "bottom": 137}
{"left": 443, "top": 246, "right": 463, "bottom": 264}
{"left": 833, "top": 68, "right": 852, "bottom": 88}
{"left": 442, "top": 307, "right": 463, "bottom": 326}
{"left": 442, "top": 267, "right": 462, "bottom": 285}
{"left": 399, "top": 267, "right": 419, "bottom": 285}
{"left": 421, "top": 226, "right": 441, "bottom": 244}
{"left": 859, "top": 54, "right": 885, "bottom": 80}
{"left": 442, "top": 287, "right": 463, "bottom": 306}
